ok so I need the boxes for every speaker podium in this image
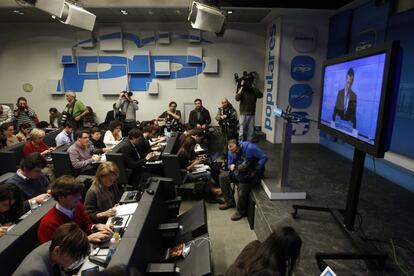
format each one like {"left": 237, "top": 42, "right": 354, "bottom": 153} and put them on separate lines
{"left": 262, "top": 121, "right": 307, "bottom": 200}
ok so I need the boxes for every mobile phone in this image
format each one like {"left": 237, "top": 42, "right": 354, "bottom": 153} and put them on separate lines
{"left": 81, "top": 266, "right": 99, "bottom": 276}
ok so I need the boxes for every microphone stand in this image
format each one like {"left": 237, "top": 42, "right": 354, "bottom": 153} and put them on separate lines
{"left": 262, "top": 105, "right": 307, "bottom": 200}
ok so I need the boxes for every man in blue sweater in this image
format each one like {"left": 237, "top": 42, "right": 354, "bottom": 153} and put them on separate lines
{"left": 7, "top": 153, "right": 50, "bottom": 212}
{"left": 219, "top": 139, "right": 268, "bottom": 221}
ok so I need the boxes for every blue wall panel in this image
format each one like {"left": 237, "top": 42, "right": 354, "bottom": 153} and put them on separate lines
{"left": 386, "top": 9, "right": 414, "bottom": 158}
{"left": 349, "top": 1, "right": 392, "bottom": 53}
{"left": 327, "top": 10, "right": 353, "bottom": 59}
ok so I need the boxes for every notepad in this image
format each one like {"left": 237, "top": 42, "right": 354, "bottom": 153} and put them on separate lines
{"left": 114, "top": 202, "right": 138, "bottom": 216}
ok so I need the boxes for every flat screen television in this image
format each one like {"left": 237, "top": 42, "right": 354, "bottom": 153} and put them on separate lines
{"left": 318, "top": 42, "right": 401, "bottom": 157}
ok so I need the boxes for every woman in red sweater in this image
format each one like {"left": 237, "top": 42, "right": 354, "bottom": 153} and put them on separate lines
{"left": 23, "top": 128, "right": 56, "bottom": 156}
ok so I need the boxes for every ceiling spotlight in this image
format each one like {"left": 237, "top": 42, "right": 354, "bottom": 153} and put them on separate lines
{"left": 51, "top": 15, "right": 56, "bottom": 19}
{"left": 227, "top": 10, "right": 233, "bottom": 14}
{"left": 120, "top": 9, "right": 128, "bottom": 15}
{"left": 174, "top": 10, "right": 181, "bottom": 15}
{"left": 148, "top": 10, "right": 153, "bottom": 15}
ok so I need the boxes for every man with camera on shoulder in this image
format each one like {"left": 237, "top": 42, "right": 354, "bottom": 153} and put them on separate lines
{"left": 235, "top": 72, "right": 263, "bottom": 142}
{"left": 115, "top": 91, "right": 139, "bottom": 136}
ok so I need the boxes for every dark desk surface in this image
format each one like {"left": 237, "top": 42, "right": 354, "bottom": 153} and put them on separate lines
{"left": 0, "top": 199, "right": 55, "bottom": 275}
{"left": 176, "top": 233, "right": 212, "bottom": 276}
{"left": 0, "top": 234, "right": 18, "bottom": 251}
{"left": 7, "top": 199, "right": 55, "bottom": 236}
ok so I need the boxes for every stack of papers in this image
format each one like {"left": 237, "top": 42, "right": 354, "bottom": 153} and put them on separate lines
{"left": 114, "top": 202, "right": 138, "bottom": 216}
{"left": 192, "top": 164, "right": 210, "bottom": 174}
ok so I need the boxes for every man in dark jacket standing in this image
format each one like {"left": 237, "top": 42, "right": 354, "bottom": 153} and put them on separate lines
{"left": 236, "top": 80, "right": 263, "bottom": 142}
{"left": 188, "top": 98, "right": 211, "bottom": 130}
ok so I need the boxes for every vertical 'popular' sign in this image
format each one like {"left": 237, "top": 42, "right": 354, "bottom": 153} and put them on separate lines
{"left": 262, "top": 18, "right": 281, "bottom": 143}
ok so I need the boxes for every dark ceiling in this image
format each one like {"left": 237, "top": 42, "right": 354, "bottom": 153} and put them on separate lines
{"left": 220, "top": 0, "right": 354, "bottom": 10}
{"left": 0, "top": 0, "right": 355, "bottom": 23}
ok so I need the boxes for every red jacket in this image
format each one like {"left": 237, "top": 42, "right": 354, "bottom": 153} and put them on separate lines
{"left": 37, "top": 203, "right": 93, "bottom": 244}
{"left": 23, "top": 140, "right": 49, "bottom": 156}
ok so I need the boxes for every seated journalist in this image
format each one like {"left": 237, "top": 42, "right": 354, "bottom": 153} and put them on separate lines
{"left": 38, "top": 175, "right": 114, "bottom": 244}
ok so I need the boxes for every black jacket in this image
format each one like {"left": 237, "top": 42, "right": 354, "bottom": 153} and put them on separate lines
{"left": 104, "top": 110, "right": 123, "bottom": 126}
{"left": 137, "top": 136, "right": 151, "bottom": 156}
{"left": 188, "top": 107, "right": 211, "bottom": 128}
{"left": 120, "top": 140, "right": 148, "bottom": 170}
{"left": 332, "top": 88, "right": 357, "bottom": 128}
{"left": 216, "top": 104, "right": 238, "bottom": 127}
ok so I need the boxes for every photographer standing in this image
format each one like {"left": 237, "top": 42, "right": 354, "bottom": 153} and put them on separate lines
{"left": 62, "top": 92, "right": 89, "bottom": 129}
{"left": 235, "top": 76, "right": 263, "bottom": 142}
{"left": 13, "top": 97, "right": 39, "bottom": 129}
{"left": 115, "top": 91, "right": 138, "bottom": 136}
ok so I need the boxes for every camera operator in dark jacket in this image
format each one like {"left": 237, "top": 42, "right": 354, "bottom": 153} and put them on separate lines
{"left": 188, "top": 98, "right": 211, "bottom": 130}
{"left": 235, "top": 72, "right": 263, "bottom": 142}
{"left": 215, "top": 97, "right": 238, "bottom": 140}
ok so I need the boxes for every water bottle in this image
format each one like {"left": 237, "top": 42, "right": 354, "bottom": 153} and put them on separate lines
{"left": 107, "top": 232, "right": 121, "bottom": 261}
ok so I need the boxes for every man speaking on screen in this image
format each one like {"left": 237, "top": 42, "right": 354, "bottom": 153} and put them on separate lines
{"left": 332, "top": 68, "right": 357, "bottom": 129}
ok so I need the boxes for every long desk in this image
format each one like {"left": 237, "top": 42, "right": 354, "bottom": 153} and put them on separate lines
{"left": 78, "top": 176, "right": 211, "bottom": 275}
{"left": 0, "top": 199, "right": 55, "bottom": 275}
{"left": 77, "top": 177, "right": 176, "bottom": 274}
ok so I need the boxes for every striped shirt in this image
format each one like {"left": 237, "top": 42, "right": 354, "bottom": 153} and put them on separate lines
{"left": 14, "top": 107, "right": 37, "bottom": 129}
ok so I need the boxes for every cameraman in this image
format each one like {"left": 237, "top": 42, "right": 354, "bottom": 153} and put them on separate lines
{"left": 235, "top": 76, "right": 263, "bottom": 142}
{"left": 115, "top": 91, "right": 138, "bottom": 136}
{"left": 13, "top": 97, "right": 39, "bottom": 129}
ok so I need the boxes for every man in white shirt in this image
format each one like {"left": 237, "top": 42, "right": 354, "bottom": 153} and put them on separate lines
{"left": 55, "top": 122, "right": 75, "bottom": 146}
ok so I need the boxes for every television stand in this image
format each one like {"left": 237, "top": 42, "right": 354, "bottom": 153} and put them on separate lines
{"left": 292, "top": 148, "right": 388, "bottom": 271}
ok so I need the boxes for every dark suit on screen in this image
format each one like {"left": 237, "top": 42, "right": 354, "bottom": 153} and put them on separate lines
{"left": 332, "top": 88, "right": 357, "bottom": 128}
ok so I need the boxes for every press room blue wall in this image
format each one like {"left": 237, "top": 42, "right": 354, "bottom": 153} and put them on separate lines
{"left": 322, "top": 0, "right": 414, "bottom": 192}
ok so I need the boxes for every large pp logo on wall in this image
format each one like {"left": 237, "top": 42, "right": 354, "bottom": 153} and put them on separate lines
{"left": 291, "top": 112, "right": 310, "bottom": 136}
{"left": 293, "top": 25, "right": 318, "bottom": 53}
{"left": 288, "top": 84, "right": 313, "bottom": 109}
{"left": 290, "top": 56, "right": 315, "bottom": 81}
{"left": 59, "top": 32, "right": 212, "bottom": 92}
